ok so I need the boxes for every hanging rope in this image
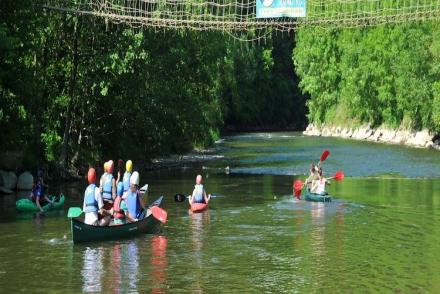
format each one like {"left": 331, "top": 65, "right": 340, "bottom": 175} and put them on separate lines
{"left": 44, "top": 0, "right": 440, "bottom": 41}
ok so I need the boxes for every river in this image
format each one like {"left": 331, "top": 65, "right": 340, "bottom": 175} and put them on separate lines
{"left": 1, "top": 132, "right": 440, "bottom": 292}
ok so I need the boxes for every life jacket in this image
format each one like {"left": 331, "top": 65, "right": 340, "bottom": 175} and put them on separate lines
{"left": 122, "top": 171, "right": 131, "bottom": 192}
{"left": 84, "top": 184, "right": 98, "bottom": 213}
{"left": 126, "top": 190, "right": 141, "bottom": 218}
{"left": 192, "top": 184, "right": 205, "bottom": 203}
{"left": 102, "top": 173, "right": 114, "bottom": 200}
{"left": 113, "top": 196, "right": 125, "bottom": 220}
{"left": 32, "top": 182, "right": 44, "bottom": 200}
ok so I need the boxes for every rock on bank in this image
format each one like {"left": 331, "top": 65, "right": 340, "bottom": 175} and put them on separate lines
{"left": 303, "top": 124, "right": 440, "bottom": 149}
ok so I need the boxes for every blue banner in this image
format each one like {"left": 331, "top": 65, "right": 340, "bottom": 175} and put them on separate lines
{"left": 256, "top": 0, "right": 307, "bottom": 18}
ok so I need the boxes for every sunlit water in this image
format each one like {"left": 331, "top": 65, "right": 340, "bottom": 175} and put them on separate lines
{"left": 1, "top": 132, "right": 440, "bottom": 292}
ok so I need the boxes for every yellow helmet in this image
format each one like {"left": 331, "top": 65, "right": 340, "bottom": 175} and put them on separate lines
{"left": 103, "top": 161, "right": 109, "bottom": 173}
{"left": 126, "top": 160, "right": 133, "bottom": 172}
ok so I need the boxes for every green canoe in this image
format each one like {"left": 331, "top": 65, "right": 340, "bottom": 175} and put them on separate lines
{"left": 70, "top": 196, "right": 164, "bottom": 244}
{"left": 303, "top": 190, "right": 332, "bottom": 202}
{"left": 16, "top": 194, "right": 65, "bottom": 212}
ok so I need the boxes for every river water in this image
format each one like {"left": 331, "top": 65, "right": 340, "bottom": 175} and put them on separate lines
{"left": 1, "top": 132, "right": 440, "bottom": 292}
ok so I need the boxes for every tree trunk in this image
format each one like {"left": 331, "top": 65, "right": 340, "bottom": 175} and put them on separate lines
{"left": 59, "top": 19, "right": 80, "bottom": 168}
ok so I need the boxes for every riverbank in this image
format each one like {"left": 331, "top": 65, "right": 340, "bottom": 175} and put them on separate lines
{"left": 0, "top": 146, "right": 224, "bottom": 194}
{"left": 303, "top": 123, "right": 440, "bottom": 150}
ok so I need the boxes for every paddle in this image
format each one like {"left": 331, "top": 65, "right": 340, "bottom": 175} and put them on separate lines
{"left": 293, "top": 180, "right": 304, "bottom": 199}
{"left": 292, "top": 171, "right": 344, "bottom": 198}
{"left": 150, "top": 206, "right": 168, "bottom": 224}
{"left": 140, "top": 184, "right": 148, "bottom": 193}
{"left": 328, "top": 171, "right": 345, "bottom": 181}
{"left": 318, "top": 149, "right": 330, "bottom": 166}
{"left": 174, "top": 193, "right": 217, "bottom": 202}
{"left": 67, "top": 207, "right": 83, "bottom": 218}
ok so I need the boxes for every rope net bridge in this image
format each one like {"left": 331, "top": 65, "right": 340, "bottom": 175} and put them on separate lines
{"left": 45, "top": 0, "right": 440, "bottom": 36}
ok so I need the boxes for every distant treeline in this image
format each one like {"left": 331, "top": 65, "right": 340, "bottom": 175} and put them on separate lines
{"left": 294, "top": 22, "right": 440, "bottom": 132}
{"left": 0, "top": 0, "right": 305, "bottom": 170}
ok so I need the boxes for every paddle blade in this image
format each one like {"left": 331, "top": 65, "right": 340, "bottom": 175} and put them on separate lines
{"left": 151, "top": 206, "right": 168, "bottom": 224}
{"left": 294, "top": 189, "right": 301, "bottom": 199}
{"left": 140, "top": 184, "right": 149, "bottom": 192}
{"left": 67, "top": 207, "right": 83, "bottom": 218}
{"left": 293, "top": 180, "right": 303, "bottom": 191}
{"left": 320, "top": 149, "right": 330, "bottom": 162}
{"left": 333, "top": 171, "right": 345, "bottom": 181}
{"left": 174, "top": 194, "right": 188, "bottom": 202}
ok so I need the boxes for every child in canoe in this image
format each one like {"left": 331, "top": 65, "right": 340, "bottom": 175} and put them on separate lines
{"left": 83, "top": 168, "right": 111, "bottom": 226}
{"left": 311, "top": 167, "right": 330, "bottom": 195}
{"left": 189, "top": 175, "right": 210, "bottom": 205}
{"left": 304, "top": 163, "right": 319, "bottom": 191}
{"left": 31, "top": 169, "right": 54, "bottom": 213}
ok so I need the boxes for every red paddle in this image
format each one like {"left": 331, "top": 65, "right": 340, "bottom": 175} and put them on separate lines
{"left": 150, "top": 206, "right": 168, "bottom": 224}
{"left": 293, "top": 180, "right": 304, "bottom": 199}
{"left": 318, "top": 149, "right": 330, "bottom": 165}
{"left": 328, "top": 171, "right": 345, "bottom": 181}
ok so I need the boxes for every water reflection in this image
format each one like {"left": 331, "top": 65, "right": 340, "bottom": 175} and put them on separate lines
{"left": 189, "top": 210, "right": 211, "bottom": 253}
{"left": 188, "top": 210, "right": 210, "bottom": 290}
{"left": 82, "top": 247, "right": 104, "bottom": 293}
{"left": 310, "top": 202, "right": 326, "bottom": 263}
{"left": 150, "top": 235, "right": 168, "bottom": 293}
{"left": 117, "top": 241, "right": 139, "bottom": 293}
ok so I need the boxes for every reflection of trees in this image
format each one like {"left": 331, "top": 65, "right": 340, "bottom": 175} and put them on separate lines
{"left": 82, "top": 247, "right": 104, "bottom": 293}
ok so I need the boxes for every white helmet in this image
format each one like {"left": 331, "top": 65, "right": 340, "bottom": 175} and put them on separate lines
{"left": 130, "top": 171, "right": 140, "bottom": 186}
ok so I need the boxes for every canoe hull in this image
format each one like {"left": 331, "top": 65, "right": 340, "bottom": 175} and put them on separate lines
{"left": 190, "top": 202, "right": 208, "bottom": 213}
{"left": 71, "top": 196, "right": 164, "bottom": 244}
{"left": 16, "top": 195, "right": 65, "bottom": 212}
{"left": 303, "top": 191, "right": 332, "bottom": 202}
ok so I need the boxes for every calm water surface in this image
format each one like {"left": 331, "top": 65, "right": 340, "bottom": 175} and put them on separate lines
{"left": 1, "top": 132, "right": 440, "bottom": 293}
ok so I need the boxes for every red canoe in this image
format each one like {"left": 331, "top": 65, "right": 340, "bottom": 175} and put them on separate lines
{"left": 190, "top": 202, "right": 209, "bottom": 213}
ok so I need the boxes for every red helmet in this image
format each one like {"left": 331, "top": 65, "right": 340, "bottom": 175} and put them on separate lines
{"left": 87, "top": 168, "right": 96, "bottom": 184}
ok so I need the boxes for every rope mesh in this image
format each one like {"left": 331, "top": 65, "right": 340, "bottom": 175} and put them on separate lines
{"left": 44, "top": 0, "right": 440, "bottom": 35}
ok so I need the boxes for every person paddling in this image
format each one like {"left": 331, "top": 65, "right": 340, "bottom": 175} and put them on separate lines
{"left": 123, "top": 171, "right": 145, "bottom": 222}
{"left": 31, "top": 169, "right": 54, "bottom": 213}
{"left": 113, "top": 182, "right": 128, "bottom": 225}
{"left": 83, "top": 168, "right": 111, "bottom": 226}
{"left": 304, "top": 163, "right": 319, "bottom": 191}
{"left": 311, "top": 167, "right": 330, "bottom": 195}
{"left": 188, "top": 175, "right": 210, "bottom": 205}
{"left": 100, "top": 160, "right": 116, "bottom": 210}
{"left": 122, "top": 160, "right": 133, "bottom": 193}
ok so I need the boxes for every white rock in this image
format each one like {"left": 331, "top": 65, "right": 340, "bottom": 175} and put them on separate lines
{"left": 369, "top": 129, "right": 382, "bottom": 141}
{"left": 17, "top": 171, "right": 34, "bottom": 190}
{"left": 391, "top": 130, "right": 412, "bottom": 144}
{"left": 406, "top": 129, "right": 433, "bottom": 147}
{"left": 0, "top": 170, "right": 17, "bottom": 190}
{"left": 426, "top": 141, "right": 434, "bottom": 149}
{"left": 379, "top": 129, "right": 396, "bottom": 142}
{"left": 322, "top": 127, "right": 332, "bottom": 137}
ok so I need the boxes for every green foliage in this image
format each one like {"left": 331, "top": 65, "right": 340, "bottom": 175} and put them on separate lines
{"left": 294, "top": 22, "right": 440, "bottom": 132}
{"left": 0, "top": 2, "right": 304, "bottom": 169}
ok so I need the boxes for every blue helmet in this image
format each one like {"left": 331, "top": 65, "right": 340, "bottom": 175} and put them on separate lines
{"left": 117, "top": 182, "right": 124, "bottom": 196}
